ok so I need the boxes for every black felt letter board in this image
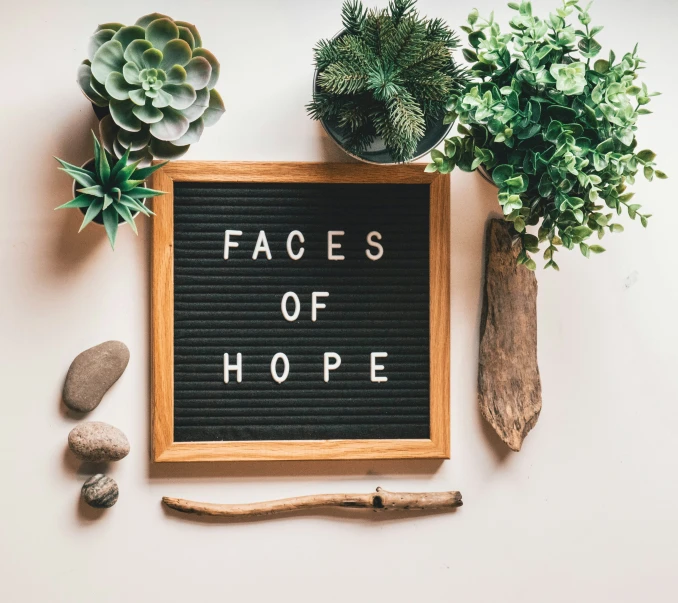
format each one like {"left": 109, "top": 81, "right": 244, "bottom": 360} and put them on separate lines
{"left": 173, "top": 182, "right": 430, "bottom": 442}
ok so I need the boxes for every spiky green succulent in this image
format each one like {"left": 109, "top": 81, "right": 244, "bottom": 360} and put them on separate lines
{"left": 77, "top": 13, "right": 225, "bottom": 164}
{"left": 55, "top": 133, "right": 167, "bottom": 248}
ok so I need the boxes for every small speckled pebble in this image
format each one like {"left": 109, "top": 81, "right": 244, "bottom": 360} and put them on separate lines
{"left": 82, "top": 474, "right": 118, "bottom": 508}
{"left": 68, "top": 422, "right": 130, "bottom": 462}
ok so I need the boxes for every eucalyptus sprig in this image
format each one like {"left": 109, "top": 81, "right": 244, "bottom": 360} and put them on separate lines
{"left": 426, "top": 0, "right": 666, "bottom": 270}
{"left": 55, "top": 132, "right": 167, "bottom": 248}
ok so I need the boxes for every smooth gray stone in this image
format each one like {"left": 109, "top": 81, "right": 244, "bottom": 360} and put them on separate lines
{"left": 82, "top": 474, "right": 118, "bottom": 508}
{"left": 68, "top": 422, "right": 130, "bottom": 462}
{"left": 63, "top": 341, "right": 130, "bottom": 412}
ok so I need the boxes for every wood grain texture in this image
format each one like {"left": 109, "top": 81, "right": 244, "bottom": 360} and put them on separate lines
{"left": 150, "top": 162, "right": 450, "bottom": 462}
{"left": 163, "top": 487, "right": 462, "bottom": 518}
{"left": 478, "top": 219, "right": 542, "bottom": 451}
{"left": 151, "top": 167, "right": 175, "bottom": 462}
{"left": 430, "top": 173, "right": 451, "bottom": 459}
{"left": 157, "top": 161, "right": 439, "bottom": 184}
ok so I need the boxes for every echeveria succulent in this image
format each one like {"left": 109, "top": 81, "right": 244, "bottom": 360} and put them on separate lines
{"left": 77, "top": 14, "right": 225, "bottom": 163}
{"left": 55, "top": 133, "right": 167, "bottom": 248}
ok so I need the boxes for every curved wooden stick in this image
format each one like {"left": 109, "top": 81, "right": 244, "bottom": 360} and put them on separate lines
{"left": 162, "top": 487, "right": 462, "bottom": 518}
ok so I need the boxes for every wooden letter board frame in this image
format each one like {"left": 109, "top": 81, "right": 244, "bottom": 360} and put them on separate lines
{"left": 151, "top": 162, "right": 450, "bottom": 462}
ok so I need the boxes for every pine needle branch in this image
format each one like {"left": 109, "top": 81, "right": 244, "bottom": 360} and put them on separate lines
{"left": 342, "top": 0, "right": 368, "bottom": 35}
{"left": 308, "top": 0, "right": 468, "bottom": 162}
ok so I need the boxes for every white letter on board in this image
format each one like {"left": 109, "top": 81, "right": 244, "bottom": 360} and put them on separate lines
{"left": 287, "top": 230, "right": 305, "bottom": 260}
{"left": 252, "top": 230, "right": 272, "bottom": 260}
{"left": 224, "top": 230, "right": 243, "bottom": 260}
{"left": 324, "top": 352, "right": 342, "bottom": 382}
{"left": 270, "top": 353, "right": 290, "bottom": 384}
{"left": 365, "top": 231, "right": 384, "bottom": 261}
{"left": 370, "top": 352, "right": 388, "bottom": 383}
{"left": 224, "top": 353, "right": 243, "bottom": 383}
{"left": 281, "top": 292, "right": 301, "bottom": 322}
{"left": 312, "top": 292, "right": 329, "bottom": 322}
{"left": 327, "top": 231, "right": 345, "bottom": 260}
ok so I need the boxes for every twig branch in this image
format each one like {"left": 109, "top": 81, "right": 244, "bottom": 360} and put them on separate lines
{"left": 162, "top": 487, "right": 462, "bottom": 518}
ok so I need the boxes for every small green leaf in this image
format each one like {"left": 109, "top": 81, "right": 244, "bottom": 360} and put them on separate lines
{"left": 110, "top": 147, "right": 131, "bottom": 180}
{"left": 113, "top": 159, "right": 143, "bottom": 186}
{"left": 430, "top": 149, "right": 445, "bottom": 164}
{"left": 593, "top": 59, "right": 609, "bottom": 73}
{"left": 462, "top": 48, "right": 478, "bottom": 62}
{"left": 119, "top": 179, "right": 145, "bottom": 192}
{"left": 637, "top": 149, "right": 657, "bottom": 163}
{"left": 492, "top": 164, "right": 514, "bottom": 186}
{"left": 572, "top": 225, "right": 594, "bottom": 239}
{"left": 120, "top": 195, "right": 153, "bottom": 216}
{"left": 79, "top": 198, "right": 104, "bottom": 232}
{"left": 77, "top": 185, "right": 105, "bottom": 197}
{"left": 125, "top": 187, "right": 166, "bottom": 199}
{"left": 468, "top": 31, "right": 486, "bottom": 49}
{"left": 655, "top": 170, "right": 668, "bottom": 179}
{"left": 58, "top": 166, "right": 97, "bottom": 189}
{"left": 589, "top": 245, "right": 606, "bottom": 254}
{"left": 102, "top": 206, "right": 119, "bottom": 249}
{"left": 114, "top": 203, "right": 138, "bottom": 235}
{"left": 55, "top": 194, "right": 94, "bottom": 210}
{"left": 596, "top": 139, "right": 615, "bottom": 154}
{"left": 131, "top": 161, "right": 169, "bottom": 181}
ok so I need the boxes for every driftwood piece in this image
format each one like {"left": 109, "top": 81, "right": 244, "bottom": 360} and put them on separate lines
{"left": 478, "top": 219, "right": 542, "bottom": 451}
{"left": 162, "top": 487, "right": 462, "bottom": 518}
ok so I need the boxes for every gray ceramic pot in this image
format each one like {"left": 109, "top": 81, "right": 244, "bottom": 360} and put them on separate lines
{"left": 74, "top": 158, "right": 145, "bottom": 226}
{"left": 312, "top": 31, "right": 453, "bottom": 165}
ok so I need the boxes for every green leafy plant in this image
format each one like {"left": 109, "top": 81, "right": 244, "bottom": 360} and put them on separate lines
{"left": 55, "top": 133, "right": 167, "bottom": 249}
{"left": 307, "top": 0, "right": 467, "bottom": 162}
{"left": 426, "top": 0, "right": 665, "bottom": 270}
{"left": 77, "top": 13, "right": 225, "bottom": 164}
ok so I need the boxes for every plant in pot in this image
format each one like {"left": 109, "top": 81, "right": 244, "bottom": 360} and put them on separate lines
{"left": 307, "top": 0, "right": 467, "bottom": 164}
{"left": 76, "top": 13, "right": 225, "bottom": 165}
{"left": 55, "top": 133, "right": 167, "bottom": 248}
{"left": 426, "top": 0, "right": 666, "bottom": 269}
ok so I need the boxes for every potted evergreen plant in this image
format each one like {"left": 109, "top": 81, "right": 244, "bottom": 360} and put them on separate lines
{"left": 76, "top": 13, "right": 225, "bottom": 165}
{"left": 426, "top": 0, "right": 666, "bottom": 269}
{"left": 55, "top": 133, "right": 167, "bottom": 249}
{"left": 307, "top": 0, "right": 467, "bottom": 164}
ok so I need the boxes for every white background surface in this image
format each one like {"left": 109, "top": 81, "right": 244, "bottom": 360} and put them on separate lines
{"left": 1, "top": 0, "right": 677, "bottom": 601}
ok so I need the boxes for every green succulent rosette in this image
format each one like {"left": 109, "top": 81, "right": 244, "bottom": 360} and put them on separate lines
{"left": 77, "top": 13, "right": 225, "bottom": 163}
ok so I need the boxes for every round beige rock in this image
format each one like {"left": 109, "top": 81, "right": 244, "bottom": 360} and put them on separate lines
{"left": 68, "top": 422, "right": 130, "bottom": 462}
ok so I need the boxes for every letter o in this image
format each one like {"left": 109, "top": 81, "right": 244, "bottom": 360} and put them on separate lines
{"left": 271, "top": 353, "right": 290, "bottom": 384}
{"left": 281, "top": 292, "right": 300, "bottom": 322}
